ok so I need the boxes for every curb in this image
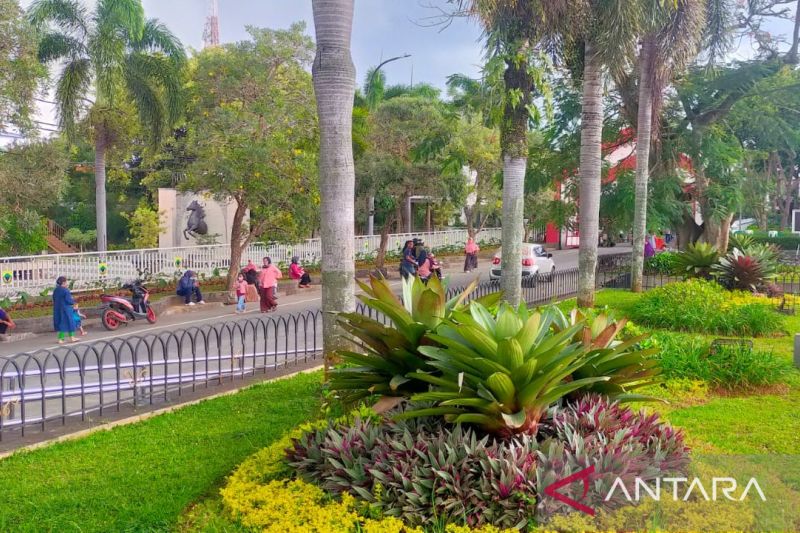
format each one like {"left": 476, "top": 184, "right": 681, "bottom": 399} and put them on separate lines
{"left": 0, "top": 364, "right": 324, "bottom": 461}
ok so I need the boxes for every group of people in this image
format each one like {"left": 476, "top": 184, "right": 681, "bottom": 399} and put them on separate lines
{"left": 644, "top": 229, "right": 673, "bottom": 257}
{"left": 400, "top": 238, "right": 443, "bottom": 282}
{"left": 236, "top": 256, "right": 312, "bottom": 314}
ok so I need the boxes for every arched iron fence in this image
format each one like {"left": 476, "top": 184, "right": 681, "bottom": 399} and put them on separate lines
{"left": 2, "top": 250, "right": 796, "bottom": 441}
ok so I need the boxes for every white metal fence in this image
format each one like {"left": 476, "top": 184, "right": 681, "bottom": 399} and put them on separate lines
{"left": 0, "top": 228, "right": 501, "bottom": 297}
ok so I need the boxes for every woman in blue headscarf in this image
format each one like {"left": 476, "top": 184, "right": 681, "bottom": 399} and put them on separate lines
{"left": 53, "top": 276, "right": 77, "bottom": 344}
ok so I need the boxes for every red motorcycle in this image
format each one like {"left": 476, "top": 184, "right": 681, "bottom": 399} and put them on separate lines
{"left": 100, "top": 280, "right": 157, "bottom": 331}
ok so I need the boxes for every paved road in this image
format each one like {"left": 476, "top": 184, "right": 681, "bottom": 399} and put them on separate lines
{"left": 0, "top": 245, "right": 629, "bottom": 357}
{"left": 0, "top": 245, "right": 630, "bottom": 442}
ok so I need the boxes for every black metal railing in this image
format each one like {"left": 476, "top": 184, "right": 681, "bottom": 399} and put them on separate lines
{"left": 2, "top": 251, "right": 797, "bottom": 442}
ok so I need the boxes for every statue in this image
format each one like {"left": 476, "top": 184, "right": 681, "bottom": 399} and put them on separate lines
{"left": 184, "top": 200, "right": 209, "bottom": 240}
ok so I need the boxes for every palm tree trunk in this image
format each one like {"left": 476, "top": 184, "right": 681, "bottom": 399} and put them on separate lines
{"left": 501, "top": 155, "right": 526, "bottom": 305}
{"left": 631, "top": 38, "right": 655, "bottom": 293}
{"left": 577, "top": 38, "right": 604, "bottom": 308}
{"left": 499, "top": 57, "right": 530, "bottom": 307}
{"left": 312, "top": 0, "right": 357, "bottom": 374}
{"left": 95, "top": 129, "right": 108, "bottom": 252}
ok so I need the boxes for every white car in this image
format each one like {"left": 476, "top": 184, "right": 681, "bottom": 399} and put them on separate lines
{"left": 489, "top": 243, "right": 555, "bottom": 282}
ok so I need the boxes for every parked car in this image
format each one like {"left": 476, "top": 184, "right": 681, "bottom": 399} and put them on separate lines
{"left": 489, "top": 243, "right": 555, "bottom": 283}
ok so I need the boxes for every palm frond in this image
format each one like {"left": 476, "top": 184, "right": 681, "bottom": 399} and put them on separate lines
{"left": 126, "top": 52, "right": 183, "bottom": 127}
{"left": 36, "top": 31, "right": 86, "bottom": 63}
{"left": 95, "top": 0, "right": 145, "bottom": 41}
{"left": 54, "top": 57, "right": 91, "bottom": 137}
{"left": 123, "top": 62, "right": 165, "bottom": 147}
{"left": 27, "top": 0, "right": 87, "bottom": 36}
{"left": 703, "top": 0, "right": 736, "bottom": 66}
{"left": 135, "top": 18, "right": 186, "bottom": 67}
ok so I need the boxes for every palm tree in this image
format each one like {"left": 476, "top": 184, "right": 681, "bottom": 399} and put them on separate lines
{"left": 553, "top": 1, "right": 640, "bottom": 307}
{"left": 29, "top": 0, "right": 185, "bottom": 251}
{"left": 629, "top": 0, "right": 706, "bottom": 292}
{"left": 457, "top": 0, "right": 549, "bottom": 306}
{"left": 311, "top": 0, "right": 357, "bottom": 370}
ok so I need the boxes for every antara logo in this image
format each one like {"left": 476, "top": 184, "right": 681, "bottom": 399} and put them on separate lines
{"left": 544, "top": 466, "right": 767, "bottom": 516}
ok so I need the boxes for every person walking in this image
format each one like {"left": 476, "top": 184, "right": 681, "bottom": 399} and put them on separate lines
{"left": 464, "top": 237, "right": 480, "bottom": 272}
{"left": 234, "top": 273, "right": 248, "bottom": 314}
{"left": 400, "top": 240, "right": 417, "bottom": 280}
{"left": 289, "top": 256, "right": 312, "bottom": 288}
{"left": 258, "top": 257, "right": 282, "bottom": 312}
{"left": 53, "top": 276, "right": 77, "bottom": 344}
{"left": 262, "top": 256, "right": 279, "bottom": 299}
{"left": 177, "top": 270, "right": 205, "bottom": 305}
{"left": 0, "top": 306, "right": 16, "bottom": 341}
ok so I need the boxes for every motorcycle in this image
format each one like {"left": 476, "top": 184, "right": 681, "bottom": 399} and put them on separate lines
{"left": 100, "top": 280, "right": 157, "bottom": 331}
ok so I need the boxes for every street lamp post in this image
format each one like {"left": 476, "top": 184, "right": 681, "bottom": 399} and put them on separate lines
{"left": 366, "top": 53, "right": 411, "bottom": 236}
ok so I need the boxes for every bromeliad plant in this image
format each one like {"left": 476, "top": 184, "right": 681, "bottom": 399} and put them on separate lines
{"left": 674, "top": 242, "right": 719, "bottom": 279}
{"left": 397, "top": 303, "right": 610, "bottom": 437}
{"left": 713, "top": 248, "right": 775, "bottom": 291}
{"left": 549, "top": 308, "right": 662, "bottom": 400}
{"left": 329, "top": 275, "right": 502, "bottom": 403}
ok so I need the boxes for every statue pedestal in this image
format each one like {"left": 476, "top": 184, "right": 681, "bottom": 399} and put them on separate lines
{"left": 158, "top": 188, "right": 246, "bottom": 248}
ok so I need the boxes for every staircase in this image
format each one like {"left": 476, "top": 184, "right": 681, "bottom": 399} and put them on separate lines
{"left": 46, "top": 220, "right": 79, "bottom": 254}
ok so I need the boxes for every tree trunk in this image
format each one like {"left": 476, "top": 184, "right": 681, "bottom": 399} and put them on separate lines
{"left": 226, "top": 200, "right": 248, "bottom": 291}
{"left": 426, "top": 204, "right": 432, "bottom": 233}
{"left": 631, "top": 39, "right": 655, "bottom": 293}
{"left": 312, "top": 0, "right": 357, "bottom": 373}
{"left": 375, "top": 214, "right": 393, "bottom": 270}
{"left": 94, "top": 129, "right": 108, "bottom": 252}
{"left": 577, "top": 38, "right": 604, "bottom": 308}
{"left": 498, "top": 54, "right": 531, "bottom": 306}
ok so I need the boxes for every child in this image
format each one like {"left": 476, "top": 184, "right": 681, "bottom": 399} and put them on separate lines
{"left": 235, "top": 273, "right": 248, "bottom": 313}
{"left": 73, "top": 304, "right": 87, "bottom": 336}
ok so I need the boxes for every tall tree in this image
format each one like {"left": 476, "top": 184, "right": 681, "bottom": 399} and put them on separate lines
{"left": 29, "top": 0, "right": 185, "bottom": 251}
{"left": 180, "top": 25, "right": 318, "bottom": 290}
{"left": 629, "top": 0, "right": 706, "bottom": 292}
{"left": 458, "top": 0, "right": 550, "bottom": 306}
{"left": 312, "top": 0, "right": 357, "bottom": 370}
{"left": 561, "top": 0, "right": 640, "bottom": 307}
{"left": 0, "top": 0, "right": 43, "bottom": 130}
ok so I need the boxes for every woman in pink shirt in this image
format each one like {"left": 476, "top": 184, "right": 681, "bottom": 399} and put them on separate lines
{"left": 464, "top": 237, "right": 480, "bottom": 272}
{"left": 289, "top": 256, "right": 312, "bottom": 288}
{"left": 258, "top": 257, "right": 282, "bottom": 312}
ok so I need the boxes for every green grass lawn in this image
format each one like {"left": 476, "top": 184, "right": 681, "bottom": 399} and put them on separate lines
{"left": 0, "top": 371, "right": 324, "bottom": 533}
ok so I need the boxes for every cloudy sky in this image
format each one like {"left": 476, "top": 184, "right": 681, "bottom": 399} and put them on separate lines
{"left": 149, "top": 0, "right": 484, "bottom": 91}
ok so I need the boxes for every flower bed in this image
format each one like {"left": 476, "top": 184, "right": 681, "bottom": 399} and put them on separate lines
{"left": 216, "top": 276, "right": 691, "bottom": 531}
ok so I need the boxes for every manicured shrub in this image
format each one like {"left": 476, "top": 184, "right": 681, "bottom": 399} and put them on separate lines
{"left": 750, "top": 230, "right": 800, "bottom": 250}
{"left": 654, "top": 333, "right": 791, "bottom": 390}
{"left": 285, "top": 396, "right": 689, "bottom": 527}
{"left": 630, "top": 279, "right": 785, "bottom": 336}
{"left": 644, "top": 251, "right": 679, "bottom": 274}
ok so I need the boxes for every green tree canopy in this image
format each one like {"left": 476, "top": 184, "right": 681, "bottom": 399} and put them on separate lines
{"left": 179, "top": 24, "right": 318, "bottom": 287}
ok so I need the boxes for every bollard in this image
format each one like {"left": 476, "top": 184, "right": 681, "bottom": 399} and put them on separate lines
{"left": 795, "top": 334, "right": 800, "bottom": 369}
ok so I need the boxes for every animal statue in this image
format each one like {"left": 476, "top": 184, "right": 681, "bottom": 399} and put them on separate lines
{"left": 184, "top": 200, "right": 209, "bottom": 240}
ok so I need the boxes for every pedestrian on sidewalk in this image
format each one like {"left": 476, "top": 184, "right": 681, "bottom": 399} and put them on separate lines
{"left": 177, "top": 271, "right": 205, "bottom": 305}
{"left": 0, "top": 306, "right": 16, "bottom": 340}
{"left": 258, "top": 257, "right": 282, "bottom": 312}
{"left": 464, "top": 237, "right": 480, "bottom": 272}
{"left": 235, "top": 273, "right": 248, "bottom": 313}
{"left": 289, "top": 256, "right": 312, "bottom": 288}
{"left": 53, "top": 276, "right": 77, "bottom": 344}
{"left": 262, "top": 257, "right": 279, "bottom": 299}
{"left": 400, "top": 240, "right": 417, "bottom": 280}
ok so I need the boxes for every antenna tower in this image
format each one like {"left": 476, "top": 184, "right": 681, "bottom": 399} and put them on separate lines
{"left": 203, "top": 0, "right": 220, "bottom": 48}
